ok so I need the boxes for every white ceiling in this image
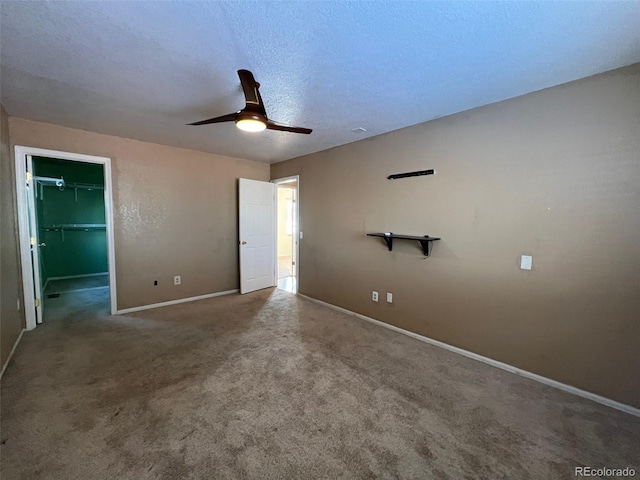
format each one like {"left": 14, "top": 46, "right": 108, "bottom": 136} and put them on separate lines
{"left": 2, "top": 1, "right": 639, "bottom": 164}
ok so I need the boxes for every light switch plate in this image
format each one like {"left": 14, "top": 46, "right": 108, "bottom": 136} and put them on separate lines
{"left": 520, "top": 255, "right": 532, "bottom": 270}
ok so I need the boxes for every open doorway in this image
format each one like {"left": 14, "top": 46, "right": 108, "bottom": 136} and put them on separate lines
{"left": 34, "top": 157, "right": 110, "bottom": 321}
{"left": 15, "top": 146, "right": 116, "bottom": 330}
{"left": 273, "top": 176, "right": 299, "bottom": 293}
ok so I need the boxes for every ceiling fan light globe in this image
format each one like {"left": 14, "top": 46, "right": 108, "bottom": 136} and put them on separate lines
{"left": 236, "top": 117, "right": 267, "bottom": 132}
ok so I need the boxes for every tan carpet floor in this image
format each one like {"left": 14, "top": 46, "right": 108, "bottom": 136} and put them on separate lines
{"left": 44, "top": 273, "right": 109, "bottom": 294}
{"left": 1, "top": 287, "right": 638, "bottom": 479}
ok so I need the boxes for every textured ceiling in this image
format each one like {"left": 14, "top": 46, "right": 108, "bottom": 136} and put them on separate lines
{"left": 2, "top": 1, "right": 639, "bottom": 164}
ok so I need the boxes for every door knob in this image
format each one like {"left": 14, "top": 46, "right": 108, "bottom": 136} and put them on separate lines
{"left": 240, "top": 241, "right": 247, "bottom": 245}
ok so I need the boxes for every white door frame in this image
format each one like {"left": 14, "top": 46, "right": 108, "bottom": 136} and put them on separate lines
{"left": 272, "top": 175, "right": 300, "bottom": 286}
{"left": 24, "top": 154, "right": 45, "bottom": 323}
{"left": 14, "top": 146, "right": 118, "bottom": 330}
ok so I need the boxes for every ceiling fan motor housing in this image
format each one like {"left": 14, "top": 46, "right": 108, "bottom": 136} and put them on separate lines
{"left": 236, "top": 110, "right": 267, "bottom": 132}
{"left": 236, "top": 111, "right": 266, "bottom": 124}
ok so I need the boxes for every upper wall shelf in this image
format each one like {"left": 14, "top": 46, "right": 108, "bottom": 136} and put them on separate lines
{"left": 367, "top": 232, "right": 441, "bottom": 256}
{"left": 387, "top": 169, "right": 435, "bottom": 180}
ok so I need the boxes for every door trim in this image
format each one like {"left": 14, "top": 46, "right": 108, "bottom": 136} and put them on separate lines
{"left": 14, "top": 146, "right": 118, "bottom": 329}
{"left": 272, "top": 175, "right": 300, "bottom": 287}
{"left": 25, "top": 154, "right": 44, "bottom": 323}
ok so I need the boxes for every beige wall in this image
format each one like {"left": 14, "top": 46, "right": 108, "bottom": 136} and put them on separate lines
{"left": 9, "top": 118, "right": 269, "bottom": 310}
{"left": 1, "top": 105, "right": 26, "bottom": 369}
{"left": 272, "top": 64, "right": 640, "bottom": 408}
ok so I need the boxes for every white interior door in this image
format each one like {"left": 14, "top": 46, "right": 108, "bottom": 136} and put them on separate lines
{"left": 239, "top": 178, "right": 276, "bottom": 294}
{"left": 26, "top": 155, "right": 44, "bottom": 323}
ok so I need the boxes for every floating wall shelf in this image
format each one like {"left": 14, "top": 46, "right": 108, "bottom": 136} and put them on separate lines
{"left": 367, "top": 233, "right": 441, "bottom": 256}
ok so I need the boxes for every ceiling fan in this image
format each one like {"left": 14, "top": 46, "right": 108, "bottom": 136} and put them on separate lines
{"left": 187, "top": 70, "right": 312, "bottom": 134}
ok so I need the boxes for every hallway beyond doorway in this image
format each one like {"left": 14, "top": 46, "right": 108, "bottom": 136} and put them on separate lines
{"left": 274, "top": 176, "right": 298, "bottom": 294}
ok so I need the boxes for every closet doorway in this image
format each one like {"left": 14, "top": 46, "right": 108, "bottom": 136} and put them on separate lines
{"left": 273, "top": 176, "right": 299, "bottom": 293}
{"left": 15, "top": 147, "right": 116, "bottom": 330}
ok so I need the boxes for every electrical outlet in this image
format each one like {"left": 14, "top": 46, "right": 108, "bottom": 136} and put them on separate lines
{"left": 386, "top": 292, "right": 393, "bottom": 303}
{"left": 174, "top": 275, "right": 181, "bottom": 285}
{"left": 372, "top": 291, "right": 378, "bottom": 302}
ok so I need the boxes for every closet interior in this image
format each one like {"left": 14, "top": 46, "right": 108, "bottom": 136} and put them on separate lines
{"left": 33, "top": 156, "right": 109, "bottom": 317}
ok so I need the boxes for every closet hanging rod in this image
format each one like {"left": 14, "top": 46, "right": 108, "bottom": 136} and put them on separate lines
{"left": 34, "top": 176, "right": 65, "bottom": 188}
{"left": 66, "top": 182, "right": 104, "bottom": 190}
{"left": 35, "top": 176, "right": 65, "bottom": 199}
{"left": 43, "top": 223, "right": 106, "bottom": 230}
{"left": 36, "top": 181, "right": 103, "bottom": 190}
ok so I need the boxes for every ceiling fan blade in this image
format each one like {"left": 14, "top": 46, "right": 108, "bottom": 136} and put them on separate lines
{"left": 266, "top": 120, "right": 312, "bottom": 135}
{"left": 187, "top": 112, "right": 238, "bottom": 126}
{"left": 238, "top": 69, "right": 266, "bottom": 115}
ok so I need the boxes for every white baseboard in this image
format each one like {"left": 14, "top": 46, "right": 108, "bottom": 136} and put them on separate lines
{"left": 48, "top": 272, "right": 109, "bottom": 281}
{"left": 297, "top": 293, "right": 640, "bottom": 418}
{"left": 116, "top": 289, "right": 238, "bottom": 315}
{"left": 1, "top": 328, "right": 26, "bottom": 381}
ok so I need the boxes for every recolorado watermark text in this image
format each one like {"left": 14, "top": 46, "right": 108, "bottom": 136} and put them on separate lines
{"left": 575, "top": 466, "right": 636, "bottom": 477}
